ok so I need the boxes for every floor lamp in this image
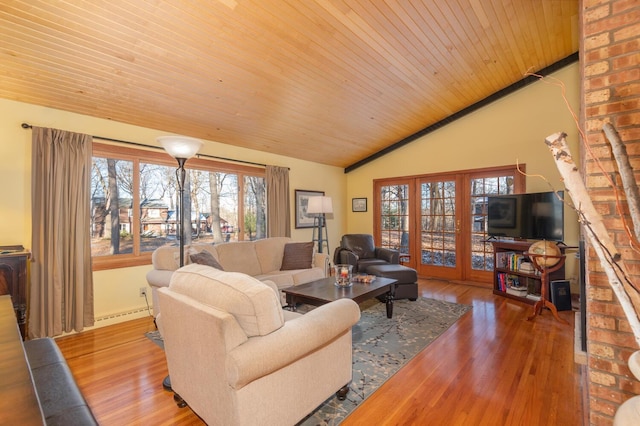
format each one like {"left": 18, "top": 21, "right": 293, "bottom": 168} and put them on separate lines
{"left": 307, "top": 196, "right": 332, "bottom": 254}
{"left": 158, "top": 136, "right": 203, "bottom": 267}
{"left": 158, "top": 135, "right": 203, "bottom": 392}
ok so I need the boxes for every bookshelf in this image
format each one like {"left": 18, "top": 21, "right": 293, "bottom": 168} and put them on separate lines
{"left": 492, "top": 240, "right": 566, "bottom": 305}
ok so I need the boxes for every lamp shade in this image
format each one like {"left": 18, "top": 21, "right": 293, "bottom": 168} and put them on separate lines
{"left": 157, "top": 136, "right": 203, "bottom": 159}
{"left": 307, "top": 196, "right": 333, "bottom": 214}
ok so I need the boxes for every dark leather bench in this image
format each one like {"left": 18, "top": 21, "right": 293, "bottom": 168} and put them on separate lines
{"left": 366, "top": 264, "right": 419, "bottom": 301}
{"left": 24, "top": 338, "right": 98, "bottom": 426}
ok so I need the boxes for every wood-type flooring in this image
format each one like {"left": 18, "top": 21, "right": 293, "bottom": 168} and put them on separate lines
{"left": 55, "top": 278, "right": 584, "bottom": 425}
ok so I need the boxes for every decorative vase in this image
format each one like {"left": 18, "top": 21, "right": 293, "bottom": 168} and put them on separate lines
{"left": 334, "top": 264, "right": 353, "bottom": 287}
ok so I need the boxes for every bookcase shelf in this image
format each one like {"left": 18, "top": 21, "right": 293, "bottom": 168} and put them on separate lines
{"left": 492, "top": 240, "right": 566, "bottom": 305}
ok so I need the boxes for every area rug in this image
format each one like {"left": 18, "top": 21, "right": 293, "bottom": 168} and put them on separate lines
{"left": 146, "top": 297, "right": 471, "bottom": 425}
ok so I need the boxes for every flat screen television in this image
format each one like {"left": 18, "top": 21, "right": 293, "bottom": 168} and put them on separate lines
{"left": 487, "top": 191, "right": 564, "bottom": 241}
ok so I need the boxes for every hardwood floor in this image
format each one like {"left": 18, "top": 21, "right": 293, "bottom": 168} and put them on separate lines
{"left": 55, "top": 279, "right": 584, "bottom": 425}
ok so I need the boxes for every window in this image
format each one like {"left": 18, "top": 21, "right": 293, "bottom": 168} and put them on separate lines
{"left": 91, "top": 143, "right": 266, "bottom": 270}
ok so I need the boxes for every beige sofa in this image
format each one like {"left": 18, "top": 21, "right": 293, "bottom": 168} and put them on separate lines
{"left": 157, "top": 264, "right": 360, "bottom": 426}
{"left": 146, "top": 237, "right": 329, "bottom": 315}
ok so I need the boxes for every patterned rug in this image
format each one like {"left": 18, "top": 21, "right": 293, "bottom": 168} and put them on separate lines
{"left": 146, "top": 297, "right": 471, "bottom": 425}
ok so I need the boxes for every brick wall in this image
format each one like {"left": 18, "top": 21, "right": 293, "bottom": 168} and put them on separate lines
{"left": 582, "top": 0, "right": 640, "bottom": 424}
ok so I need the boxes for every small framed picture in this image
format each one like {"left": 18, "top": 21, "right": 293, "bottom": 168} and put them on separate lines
{"left": 295, "top": 189, "right": 324, "bottom": 228}
{"left": 352, "top": 198, "right": 367, "bottom": 212}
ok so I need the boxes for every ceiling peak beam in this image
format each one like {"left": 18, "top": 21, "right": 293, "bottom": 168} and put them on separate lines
{"left": 344, "top": 52, "right": 579, "bottom": 174}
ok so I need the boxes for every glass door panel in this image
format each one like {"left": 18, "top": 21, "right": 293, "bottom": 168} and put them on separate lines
{"left": 465, "top": 173, "right": 520, "bottom": 282}
{"left": 379, "top": 184, "right": 410, "bottom": 256}
{"left": 418, "top": 178, "right": 462, "bottom": 279}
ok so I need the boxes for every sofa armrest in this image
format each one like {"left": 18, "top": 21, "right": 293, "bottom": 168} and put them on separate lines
{"left": 226, "top": 299, "right": 360, "bottom": 388}
{"left": 146, "top": 269, "right": 175, "bottom": 318}
{"left": 146, "top": 269, "right": 173, "bottom": 289}
{"left": 312, "top": 252, "right": 330, "bottom": 277}
{"left": 376, "top": 247, "right": 399, "bottom": 264}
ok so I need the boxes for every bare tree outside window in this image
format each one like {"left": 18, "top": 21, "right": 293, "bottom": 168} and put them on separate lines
{"left": 380, "top": 184, "right": 410, "bottom": 254}
{"left": 245, "top": 176, "right": 266, "bottom": 241}
{"left": 90, "top": 146, "right": 266, "bottom": 263}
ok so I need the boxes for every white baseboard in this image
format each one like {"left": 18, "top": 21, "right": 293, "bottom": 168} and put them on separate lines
{"left": 94, "top": 307, "right": 152, "bottom": 328}
{"left": 54, "top": 306, "right": 153, "bottom": 338}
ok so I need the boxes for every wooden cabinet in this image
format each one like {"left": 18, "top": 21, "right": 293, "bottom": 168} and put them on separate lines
{"left": 492, "top": 240, "right": 565, "bottom": 305}
{"left": 0, "top": 246, "right": 30, "bottom": 339}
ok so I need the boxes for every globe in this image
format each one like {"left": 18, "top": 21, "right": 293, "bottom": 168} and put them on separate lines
{"left": 528, "top": 240, "right": 562, "bottom": 267}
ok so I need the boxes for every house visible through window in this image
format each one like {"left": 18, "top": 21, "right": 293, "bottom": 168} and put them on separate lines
{"left": 91, "top": 142, "right": 266, "bottom": 270}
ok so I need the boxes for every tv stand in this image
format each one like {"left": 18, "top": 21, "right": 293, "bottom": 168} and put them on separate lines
{"left": 491, "top": 240, "right": 566, "bottom": 305}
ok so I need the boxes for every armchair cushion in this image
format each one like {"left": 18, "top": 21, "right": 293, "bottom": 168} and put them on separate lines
{"left": 170, "top": 264, "right": 284, "bottom": 337}
{"left": 340, "top": 234, "right": 376, "bottom": 259}
{"left": 189, "top": 250, "right": 224, "bottom": 270}
{"left": 280, "top": 242, "right": 314, "bottom": 270}
{"left": 375, "top": 247, "right": 399, "bottom": 263}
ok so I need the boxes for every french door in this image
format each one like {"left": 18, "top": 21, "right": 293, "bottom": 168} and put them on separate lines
{"left": 417, "top": 176, "right": 463, "bottom": 280}
{"left": 374, "top": 166, "right": 524, "bottom": 283}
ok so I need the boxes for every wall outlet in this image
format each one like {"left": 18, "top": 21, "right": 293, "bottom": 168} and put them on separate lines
{"left": 139, "top": 287, "right": 147, "bottom": 298}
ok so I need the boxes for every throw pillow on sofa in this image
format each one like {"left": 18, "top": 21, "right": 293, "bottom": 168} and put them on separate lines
{"left": 281, "top": 242, "right": 314, "bottom": 270}
{"left": 190, "top": 250, "right": 225, "bottom": 270}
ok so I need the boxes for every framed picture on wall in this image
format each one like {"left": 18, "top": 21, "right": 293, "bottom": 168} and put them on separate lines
{"left": 352, "top": 197, "right": 367, "bottom": 212}
{"left": 295, "top": 189, "right": 324, "bottom": 228}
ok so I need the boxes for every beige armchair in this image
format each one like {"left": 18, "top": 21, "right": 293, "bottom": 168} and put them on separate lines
{"left": 157, "top": 264, "right": 360, "bottom": 426}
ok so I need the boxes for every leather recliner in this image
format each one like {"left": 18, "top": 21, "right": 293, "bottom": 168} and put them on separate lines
{"left": 333, "top": 234, "right": 399, "bottom": 273}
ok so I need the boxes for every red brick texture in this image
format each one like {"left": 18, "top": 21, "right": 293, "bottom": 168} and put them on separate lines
{"left": 582, "top": 0, "right": 640, "bottom": 424}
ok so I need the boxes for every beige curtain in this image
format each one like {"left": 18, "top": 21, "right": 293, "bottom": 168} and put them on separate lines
{"left": 29, "top": 127, "right": 94, "bottom": 338}
{"left": 266, "top": 166, "right": 291, "bottom": 237}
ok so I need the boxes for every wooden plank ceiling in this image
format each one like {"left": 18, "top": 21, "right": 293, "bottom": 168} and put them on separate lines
{"left": 0, "top": 0, "right": 579, "bottom": 168}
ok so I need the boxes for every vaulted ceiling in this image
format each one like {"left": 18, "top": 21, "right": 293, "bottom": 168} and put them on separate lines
{"left": 0, "top": 0, "right": 579, "bottom": 168}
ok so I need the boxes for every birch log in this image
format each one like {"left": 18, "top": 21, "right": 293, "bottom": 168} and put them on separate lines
{"left": 545, "top": 132, "right": 640, "bottom": 345}
{"left": 603, "top": 122, "right": 640, "bottom": 246}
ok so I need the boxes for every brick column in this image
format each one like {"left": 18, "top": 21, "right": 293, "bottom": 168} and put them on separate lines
{"left": 582, "top": 0, "right": 640, "bottom": 424}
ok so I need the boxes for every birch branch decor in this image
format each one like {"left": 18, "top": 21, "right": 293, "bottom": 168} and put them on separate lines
{"left": 603, "top": 123, "right": 640, "bottom": 250}
{"left": 544, "top": 131, "right": 640, "bottom": 346}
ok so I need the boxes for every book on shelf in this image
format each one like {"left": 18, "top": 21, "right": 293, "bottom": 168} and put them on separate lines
{"left": 519, "top": 261, "right": 535, "bottom": 274}
{"left": 526, "top": 277, "right": 541, "bottom": 295}
{"left": 526, "top": 294, "right": 542, "bottom": 301}
{"left": 496, "top": 272, "right": 514, "bottom": 292}
{"left": 496, "top": 252, "right": 509, "bottom": 269}
{"left": 506, "top": 287, "right": 527, "bottom": 297}
{"left": 501, "top": 252, "right": 526, "bottom": 271}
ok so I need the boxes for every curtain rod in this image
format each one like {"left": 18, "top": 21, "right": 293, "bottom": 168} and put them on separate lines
{"left": 20, "top": 122, "right": 272, "bottom": 169}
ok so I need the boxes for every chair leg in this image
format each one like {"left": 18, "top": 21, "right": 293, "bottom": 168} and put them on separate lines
{"left": 336, "top": 384, "right": 350, "bottom": 401}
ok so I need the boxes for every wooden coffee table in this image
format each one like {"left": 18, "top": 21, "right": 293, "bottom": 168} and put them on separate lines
{"left": 283, "top": 276, "right": 398, "bottom": 318}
